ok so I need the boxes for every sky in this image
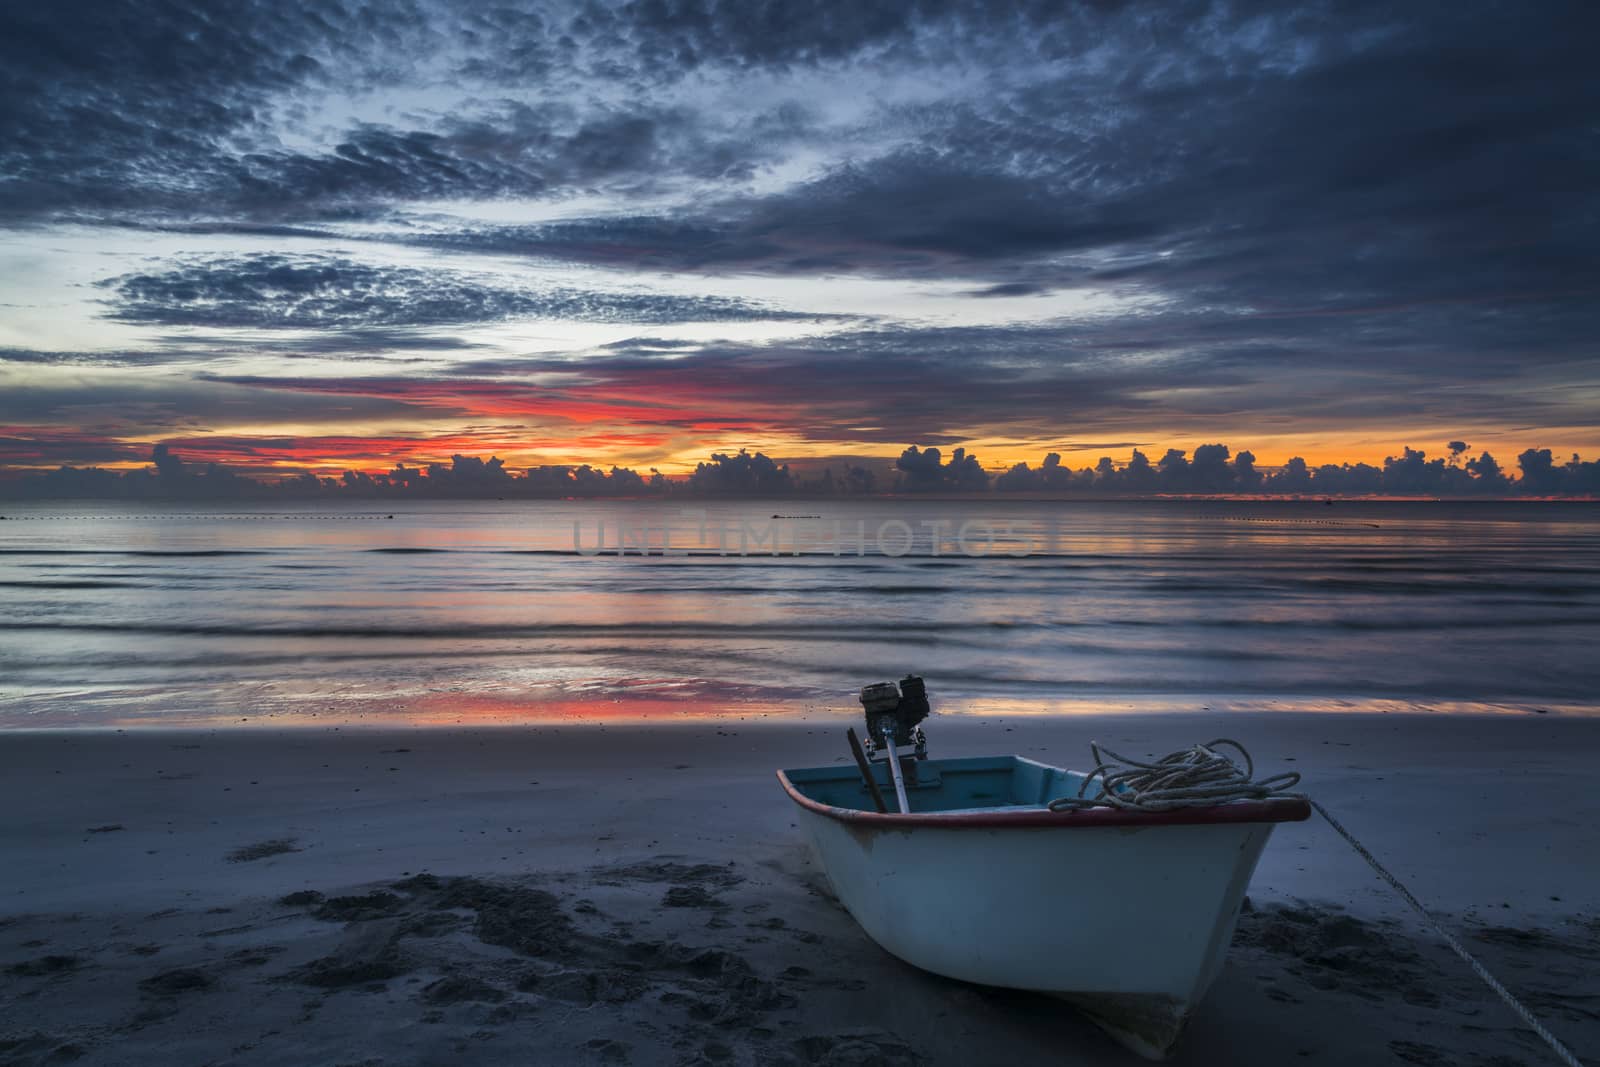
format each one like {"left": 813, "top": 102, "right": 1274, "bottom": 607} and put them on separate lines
{"left": 1, "top": 0, "right": 1597, "bottom": 479}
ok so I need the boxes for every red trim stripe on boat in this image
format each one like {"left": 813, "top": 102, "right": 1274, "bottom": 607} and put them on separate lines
{"left": 776, "top": 771, "right": 1312, "bottom": 829}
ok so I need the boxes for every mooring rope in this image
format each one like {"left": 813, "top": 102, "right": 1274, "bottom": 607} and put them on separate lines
{"left": 1047, "top": 738, "right": 1586, "bottom": 1067}
{"left": 1310, "top": 798, "right": 1586, "bottom": 1067}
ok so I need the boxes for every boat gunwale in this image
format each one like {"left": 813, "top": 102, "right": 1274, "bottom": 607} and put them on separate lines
{"left": 776, "top": 767, "right": 1311, "bottom": 829}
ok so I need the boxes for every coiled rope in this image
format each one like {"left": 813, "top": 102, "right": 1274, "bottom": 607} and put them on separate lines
{"left": 1046, "top": 737, "right": 1301, "bottom": 812}
{"left": 1047, "top": 738, "right": 1586, "bottom": 1067}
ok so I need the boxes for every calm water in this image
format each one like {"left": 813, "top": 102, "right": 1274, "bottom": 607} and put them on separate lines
{"left": 0, "top": 500, "right": 1596, "bottom": 726}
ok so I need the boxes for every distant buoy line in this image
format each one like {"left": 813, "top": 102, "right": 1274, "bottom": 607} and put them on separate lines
{"left": 1205, "top": 515, "right": 1382, "bottom": 529}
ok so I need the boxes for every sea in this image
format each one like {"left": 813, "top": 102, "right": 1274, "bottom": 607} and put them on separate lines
{"left": 0, "top": 499, "right": 1595, "bottom": 727}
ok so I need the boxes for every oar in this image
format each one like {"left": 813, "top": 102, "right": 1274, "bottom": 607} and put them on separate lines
{"left": 846, "top": 728, "right": 888, "bottom": 813}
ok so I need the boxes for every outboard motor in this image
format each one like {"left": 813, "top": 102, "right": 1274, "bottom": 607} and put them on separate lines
{"left": 859, "top": 675, "right": 930, "bottom": 761}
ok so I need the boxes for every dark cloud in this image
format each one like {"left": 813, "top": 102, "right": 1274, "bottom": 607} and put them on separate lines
{"left": 412, "top": 151, "right": 1161, "bottom": 275}
{"left": 0, "top": 430, "right": 145, "bottom": 466}
{"left": 0, "top": 0, "right": 839, "bottom": 222}
{"left": 199, "top": 330, "right": 485, "bottom": 357}
{"left": 443, "top": 311, "right": 1596, "bottom": 446}
{"left": 0, "top": 371, "right": 429, "bottom": 432}
{"left": 100, "top": 254, "right": 833, "bottom": 329}
{"left": 1, "top": 1, "right": 370, "bottom": 220}
{"left": 407, "top": 24, "right": 1600, "bottom": 352}
{"left": 0, "top": 347, "right": 187, "bottom": 368}
{"left": 389, "top": 1, "right": 1600, "bottom": 401}
{"left": 11, "top": 0, "right": 1598, "bottom": 322}
{"left": 966, "top": 283, "right": 1051, "bottom": 298}
{"left": 0, "top": 331, "right": 478, "bottom": 369}
{"left": 445, "top": 329, "right": 1147, "bottom": 445}
{"left": 205, "top": 101, "right": 800, "bottom": 216}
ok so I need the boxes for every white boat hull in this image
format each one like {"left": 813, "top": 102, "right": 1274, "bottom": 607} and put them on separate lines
{"left": 779, "top": 756, "right": 1305, "bottom": 1058}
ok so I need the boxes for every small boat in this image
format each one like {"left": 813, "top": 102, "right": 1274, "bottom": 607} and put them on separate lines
{"left": 777, "top": 677, "right": 1309, "bottom": 1059}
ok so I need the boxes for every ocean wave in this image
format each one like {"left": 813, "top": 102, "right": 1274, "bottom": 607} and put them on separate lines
{"left": 0, "top": 580, "right": 135, "bottom": 589}
{"left": 0, "top": 549, "right": 267, "bottom": 557}
{"left": 0, "top": 619, "right": 1028, "bottom": 640}
{"left": 2, "top": 613, "right": 1596, "bottom": 639}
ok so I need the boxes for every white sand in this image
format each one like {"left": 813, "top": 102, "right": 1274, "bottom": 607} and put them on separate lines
{"left": 2, "top": 712, "right": 1597, "bottom": 1066}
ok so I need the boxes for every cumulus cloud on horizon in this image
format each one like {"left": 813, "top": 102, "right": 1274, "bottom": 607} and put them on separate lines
{"left": 6, "top": 439, "right": 1598, "bottom": 501}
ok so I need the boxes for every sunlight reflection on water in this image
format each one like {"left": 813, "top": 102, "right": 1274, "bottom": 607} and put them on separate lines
{"left": 1, "top": 499, "right": 1595, "bottom": 726}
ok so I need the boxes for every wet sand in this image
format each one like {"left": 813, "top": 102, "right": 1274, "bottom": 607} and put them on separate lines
{"left": 1, "top": 713, "right": 1597, "bottom": 1065}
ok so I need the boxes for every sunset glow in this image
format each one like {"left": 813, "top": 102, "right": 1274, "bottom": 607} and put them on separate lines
{"left": 1, "top": 3, "right": 1596, "bottom": 489}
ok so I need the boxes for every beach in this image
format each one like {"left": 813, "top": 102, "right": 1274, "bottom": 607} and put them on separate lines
{"left": 8, "top": 0, "right": 1600, "bottom": 1061}
{"left": 3, "top": 711, "right": 1597, "bottom": 1066}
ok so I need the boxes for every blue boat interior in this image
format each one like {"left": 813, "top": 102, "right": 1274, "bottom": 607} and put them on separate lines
{"left": 782, "top": 755, "right": 1094, "bottom": 815}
